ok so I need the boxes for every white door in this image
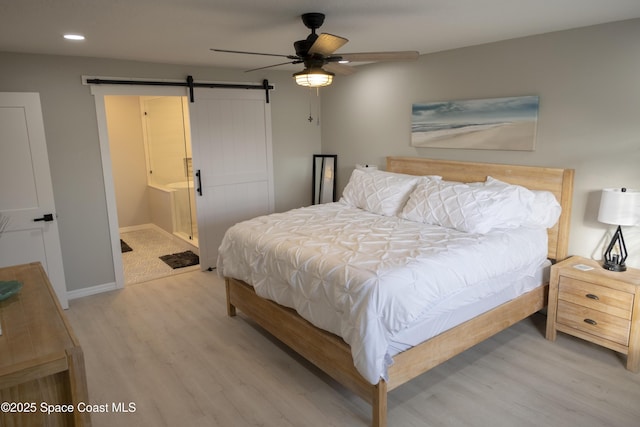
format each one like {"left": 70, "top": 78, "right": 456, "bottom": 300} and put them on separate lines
{"left": 189, "top": 88, "right": 274, "bottom": 270}
{"left": 0, "top": 92, "right": 68, "bottom": 308}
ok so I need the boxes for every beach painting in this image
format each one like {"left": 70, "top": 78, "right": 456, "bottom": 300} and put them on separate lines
{"left": 411, "top": 96, "right": 539, "bottom": 150}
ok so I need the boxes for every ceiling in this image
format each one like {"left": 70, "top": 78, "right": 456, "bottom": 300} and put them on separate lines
{"left": 2, "top": 0, "right": 640, "bottom": 73}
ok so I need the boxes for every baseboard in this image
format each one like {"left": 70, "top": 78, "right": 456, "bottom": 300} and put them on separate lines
{"left": 119, "top": 223, "right": 156, "bottom": 233}
{"left": 67, "top": 281, "right": 118, "bottom": 301}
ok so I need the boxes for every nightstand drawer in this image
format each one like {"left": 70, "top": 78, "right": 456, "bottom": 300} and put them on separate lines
{"left": 557, "top": 300, "right": 631, "bottom": 346}
{"left": 558, "top": 276, "right": 634, "bottom": 320}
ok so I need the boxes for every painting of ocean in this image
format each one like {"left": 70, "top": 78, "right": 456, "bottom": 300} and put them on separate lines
{"left": 411, "top": 96, "right": 539, "bottom": 150}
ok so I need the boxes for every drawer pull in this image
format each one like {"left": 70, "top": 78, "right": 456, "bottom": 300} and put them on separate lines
{"left": 585, "top": 293, "right": 599, "bottom": 300}
{"left": 584, "top": 318, "right": 598, "bottom": 326}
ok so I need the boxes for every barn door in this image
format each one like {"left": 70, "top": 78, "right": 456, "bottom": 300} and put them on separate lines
{"left": 189, "top": 88, "right": 274, "bottom": 270}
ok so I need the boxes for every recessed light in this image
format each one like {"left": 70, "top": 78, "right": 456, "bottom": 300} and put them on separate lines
{"left": 63, "top": 34, "right": 85, "bottom": 41}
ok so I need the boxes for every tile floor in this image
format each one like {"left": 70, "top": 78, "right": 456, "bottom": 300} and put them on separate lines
{"left": 120, "top": 227, "right": 199, "bottom": 285}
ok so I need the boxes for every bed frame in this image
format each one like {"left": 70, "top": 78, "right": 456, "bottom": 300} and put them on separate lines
{"left": 225, "top": 157, "right": 574, "bottom": 427}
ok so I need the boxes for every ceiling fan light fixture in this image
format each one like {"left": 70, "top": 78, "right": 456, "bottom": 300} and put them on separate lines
{"left": 293, "top": 67, "right": 334, "bottom": 87}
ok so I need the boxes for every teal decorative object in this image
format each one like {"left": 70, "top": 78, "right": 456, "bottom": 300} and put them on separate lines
{"left": 0, "top": 280, "right": 22, "bottom": 301}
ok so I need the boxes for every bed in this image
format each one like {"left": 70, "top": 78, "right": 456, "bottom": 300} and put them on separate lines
{"left": 219, "top": 156, "right": 574, "bottom": 427}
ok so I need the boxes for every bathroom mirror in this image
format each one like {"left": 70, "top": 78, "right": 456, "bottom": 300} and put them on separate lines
{"left": 312, "top": 154, "right": 337, "bottom": 205}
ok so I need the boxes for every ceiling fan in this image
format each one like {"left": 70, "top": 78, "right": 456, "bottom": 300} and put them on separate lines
{"left": 211, "top": 13, "right": 419, "bottom": 87}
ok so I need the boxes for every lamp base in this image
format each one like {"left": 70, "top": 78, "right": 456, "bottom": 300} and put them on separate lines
{"left": 602, "top": 225, "right": 628, "bottom": 272}
{"left": 602, "top": 261, "right": 627, "bottom": 272}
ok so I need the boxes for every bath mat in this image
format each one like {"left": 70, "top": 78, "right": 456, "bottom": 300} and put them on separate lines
{"left": 159, "top": 250, "right": 199, "bottom": 269}
{"left": 121, "top": 239, "right": 133, "bottom": 253}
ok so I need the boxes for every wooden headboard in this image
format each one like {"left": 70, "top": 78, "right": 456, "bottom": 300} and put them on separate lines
{"left": 386, "top": 156, "right": 574, "bottom": 262}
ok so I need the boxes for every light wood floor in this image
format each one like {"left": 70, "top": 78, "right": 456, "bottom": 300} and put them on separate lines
{"left": 66, "top": 270, "right": 640, "bottom": 427}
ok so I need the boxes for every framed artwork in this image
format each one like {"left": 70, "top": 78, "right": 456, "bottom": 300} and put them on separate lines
{"left": 411, "top": 96, "right": 539, "bottom": 150}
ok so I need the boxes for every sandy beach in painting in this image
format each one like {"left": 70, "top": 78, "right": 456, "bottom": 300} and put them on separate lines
{"left": 411, "top": 120, "right": 536, "bottom": 151}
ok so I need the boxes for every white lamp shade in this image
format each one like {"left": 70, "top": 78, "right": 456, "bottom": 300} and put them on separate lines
{"left": 598, "top": 188, "right": 640, "bottom": 226}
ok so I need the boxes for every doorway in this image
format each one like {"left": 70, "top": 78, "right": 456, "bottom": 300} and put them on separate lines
{"left": 104, "top": 94, "right": 199, "bottom": 285}
{"left": 91, "top": 83, "right": 274, "bottom": 290}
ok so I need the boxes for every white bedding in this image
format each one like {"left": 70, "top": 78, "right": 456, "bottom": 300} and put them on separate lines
{"left": 387, "top": 259, "right": 549, "bottom": 354}
{"left": 217, "top": 201, "right": 549, "bottom": 384}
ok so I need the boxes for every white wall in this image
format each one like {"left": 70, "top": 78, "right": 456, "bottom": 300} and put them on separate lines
{"left": 140, "top": 96, "right": 191, "bottom": 186}
{"left": 0, "top": 52, "right": 321, "bottom": 291}
{"left": 322, "top": 19, "right": 640, "bottom": 267}
{"left": 105, "top": 96, "right": 151, "bottom": 228}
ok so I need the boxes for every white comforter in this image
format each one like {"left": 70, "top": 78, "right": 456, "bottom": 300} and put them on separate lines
{"left": 217, "top": 202, "right": 548, "bottom": 384}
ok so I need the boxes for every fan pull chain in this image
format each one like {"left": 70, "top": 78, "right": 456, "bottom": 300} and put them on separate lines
{"left": 308, "top": 87, "right": 315, "bottom": 123}
{"left": 307, "top": 87, "right": 321, "bottom": 125}
{"left": 316, "top": 87, "right": 320, "bottom": 126}
{"left": 307, "top": 88, "right": 312, "bottom": 122}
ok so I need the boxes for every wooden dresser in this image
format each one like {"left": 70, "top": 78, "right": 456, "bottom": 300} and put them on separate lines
{"left": 0, "top": 262, "right": 91, "bottom": 426}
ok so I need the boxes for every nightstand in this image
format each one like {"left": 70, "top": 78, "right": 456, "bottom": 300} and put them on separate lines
{"left": 546, "top": 256, "right": 640, "bottom": 372}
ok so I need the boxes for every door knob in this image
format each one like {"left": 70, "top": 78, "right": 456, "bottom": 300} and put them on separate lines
{"left": 34, "top": 213, "right": 54, "bottom": 222}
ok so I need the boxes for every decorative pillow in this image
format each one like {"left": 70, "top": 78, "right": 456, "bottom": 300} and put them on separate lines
{"left": 340, "top": 169, "right": 425, "bottom": 217}
{"left": 400, "top": 176, "right": 536, "bottom": 234}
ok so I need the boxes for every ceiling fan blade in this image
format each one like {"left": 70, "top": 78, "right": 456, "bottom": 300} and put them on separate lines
{"left": 211, "top": 48, "right": 299, "bottom": 60}
{"left": 308, "top": 33, "right": 348, "bottom": 56}
{"left": 324, "top": 62, "right": 357, "bottom": 76}
{"left": 244, "top": 60, "right": 301, "bottom": 73}
{"left": 337, "top": 51, "right": 419, "bottom": 62}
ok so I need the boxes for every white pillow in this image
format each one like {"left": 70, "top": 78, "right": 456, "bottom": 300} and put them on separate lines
{"left": 485, "top": 177, "right": 562, "bottom": 229}
{"left": 523, "top": 190, "right": 562, "bottom": 228}
{"left": 400, "top": 176, "right": 535, "bottom": 234}
{"left": 340, "top": 169, "right": 422, "bottom": 217}
{"left": 482, "top": 176, "right": 537, "bottom": 228}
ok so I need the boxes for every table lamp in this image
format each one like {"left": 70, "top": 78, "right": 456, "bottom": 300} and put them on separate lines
{"left": 597, "top": 187, "right": 640, "bottom": 272}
